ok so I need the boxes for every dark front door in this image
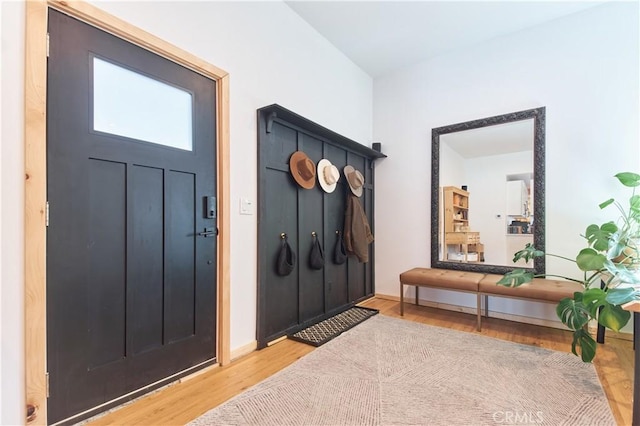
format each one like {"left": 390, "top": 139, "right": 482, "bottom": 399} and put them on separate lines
{"left": 46, "top": 10, "right": 217, "bottom": 423}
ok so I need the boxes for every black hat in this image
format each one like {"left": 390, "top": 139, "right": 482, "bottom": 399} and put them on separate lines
{"left": 276, "top": 235, "right": 296, "bottom": 276}
{"left": 309, "top": 233, "right": 324, "bottom": 270}
{"left": 334, "top": 231, "right": 347, "bottom": 265}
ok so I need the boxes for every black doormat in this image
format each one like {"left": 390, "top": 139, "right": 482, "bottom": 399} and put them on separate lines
{"left": 289, "top": 306, "right": 379, "bottom": 347}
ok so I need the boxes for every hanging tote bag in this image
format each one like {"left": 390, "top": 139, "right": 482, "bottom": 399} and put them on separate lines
{"left": 334, "top": 231, "right": 348, "bottom": 265}
{"left": 276, "top": 234, "right": 296, "bottom": 276}
{"left": 309, "top": 233, "right": 325, "bottom": 270}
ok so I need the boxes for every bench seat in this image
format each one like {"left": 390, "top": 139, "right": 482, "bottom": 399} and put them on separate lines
{"left": 399, "top": 267, "right": 584, "bottom": 331}
{"left": 399, "top": 267, "right": 485, "bottom": 292}
{"left": 479, "top": 275, "right": 583, "bottom": 302}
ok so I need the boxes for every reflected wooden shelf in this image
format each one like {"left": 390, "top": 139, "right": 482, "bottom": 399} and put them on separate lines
{"left": 442, "top": 187, "right": 484, "bottom": 263}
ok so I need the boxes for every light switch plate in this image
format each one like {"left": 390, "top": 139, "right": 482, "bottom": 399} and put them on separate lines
{"left": 240, "top": 197, "right": 253, "bottom": 215}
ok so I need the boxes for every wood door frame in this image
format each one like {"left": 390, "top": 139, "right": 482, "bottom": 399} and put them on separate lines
{"left": 24, "top": 1, "right": 231, "bottom": 424}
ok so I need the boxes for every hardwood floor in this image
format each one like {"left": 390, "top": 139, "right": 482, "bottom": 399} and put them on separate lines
{"left": 87, "top": 298, "right": 633, "bottom": 425}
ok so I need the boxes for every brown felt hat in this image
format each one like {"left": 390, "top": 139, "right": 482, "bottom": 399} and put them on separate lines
{"left": 289, "top": 151, "right": 316, "bottom": 189}
{"left": 344, "top": 165, "right": 364, "bottom": 197}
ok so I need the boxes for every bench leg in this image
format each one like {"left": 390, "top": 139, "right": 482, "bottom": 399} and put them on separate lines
{"left": 477, "top": 293, "right": 482, "bottom": 331}
{"left": 597, "top": 322, "right": 605, "bottom": 344}
{"left": 597, "top": 279, "right": 606, "bottom": 344}
{"left": 484, "top": 295, "right": 489, "bottom": 318}
{"left": 415, "top": 286, "right": 419, "bottom": 307}
{"left": 400, "top": 282, "right": 404, "bottom": 316}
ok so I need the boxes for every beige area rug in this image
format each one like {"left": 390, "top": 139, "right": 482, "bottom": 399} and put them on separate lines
{"left": 190, "top": 315, "right": 615, "bottom": 425}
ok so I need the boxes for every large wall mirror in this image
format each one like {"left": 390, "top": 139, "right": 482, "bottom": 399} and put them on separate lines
{"left": 431, "top": 107, "right": 545, "bottom": 275}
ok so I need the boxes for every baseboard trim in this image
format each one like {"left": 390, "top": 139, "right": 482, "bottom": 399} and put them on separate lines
{"left": 374, "top": 293, "right": 401, "bottom": 302}
{"left": 231, "top": 340, "right": 258, "bottom": 360}
{"left": 375, "top": 293, "right": 633, "bottom": 339}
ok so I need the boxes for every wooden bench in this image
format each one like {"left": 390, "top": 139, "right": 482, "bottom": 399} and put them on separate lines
{"left": 399, "top": 267, "right": 584, "bottom": 330}
{"left": 399, "top": 268, "right": 485, "bottom": 328}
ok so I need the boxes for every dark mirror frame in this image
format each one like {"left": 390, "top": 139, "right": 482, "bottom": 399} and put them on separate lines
{"left": 431, "top": 107, "right": 546, "bottom": 275}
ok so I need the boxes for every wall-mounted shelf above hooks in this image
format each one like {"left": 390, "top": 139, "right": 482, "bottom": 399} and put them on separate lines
{"left": 260, "top": 104, "right": 387, "bottom": 160}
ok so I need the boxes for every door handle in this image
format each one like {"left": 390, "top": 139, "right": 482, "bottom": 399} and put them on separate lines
{"left": 198, "top": 227, "right": 217, "bottom": 238}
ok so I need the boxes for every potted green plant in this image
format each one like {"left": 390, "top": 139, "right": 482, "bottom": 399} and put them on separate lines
{"left": 498, "top": 172, "right": 640, "bottom": 362}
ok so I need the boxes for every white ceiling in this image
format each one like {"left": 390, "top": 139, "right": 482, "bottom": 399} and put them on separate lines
{"left": 441, "top": 118, "right": 534, "bottom": 159}
{"left": 285, "top": 1, "right": 607, "bottom": 78}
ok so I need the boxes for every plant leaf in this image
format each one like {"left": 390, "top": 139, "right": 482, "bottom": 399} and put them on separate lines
{"left": 604, "top": 260, "right": 640, "bottom": 284}
{"left": 585, "top": 222, "right": 617, "bottom": 251}
{"left": 576, "top": 248, "right": 606, "bottom": 271}
{"left": 599, "top": 198, "right": 615, "bottom": 209}
{"left": 512, "top": 243, "right": 544, "bottom": 263}
{"left": 571, "top": 329, "right": 597, "bottom": 363}
{"left": 607, "top": 233, "right": 627, "bottom": 259}
{"left": 497, "top": 269, "right": 534, "bottom": 287}
{"left": 556, "top": 294, "right": 590, "bottom": 330}
{"left": 598, "top": 304, "right": 631, "bottom": 332}
{"left": 615, "top": 172, "right": 640, "bottom": 187}
{"left": 581, "top": 288, "right": 607, "bottom": 317}
{"left": 629, "top": 197, "right": 640, "bottom": 226}
{"left": 606, "top": 286, "right": 640, "bottom": 305}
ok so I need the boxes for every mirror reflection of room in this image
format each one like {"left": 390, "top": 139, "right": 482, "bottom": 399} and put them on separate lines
{"left": 439, "top": 118, "right": 534, "bottom": 267}
{"left": 505, "top": 173, "right": 534, "bottom": 266}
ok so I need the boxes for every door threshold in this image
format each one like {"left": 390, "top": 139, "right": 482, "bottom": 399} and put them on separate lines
{"left": 52, "top": 358, "right": 217, "bottom": 426}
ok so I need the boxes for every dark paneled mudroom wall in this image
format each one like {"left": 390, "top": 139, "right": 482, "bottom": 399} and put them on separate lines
{"left": 257, "top": 105, "right": 385, "bottom": 348}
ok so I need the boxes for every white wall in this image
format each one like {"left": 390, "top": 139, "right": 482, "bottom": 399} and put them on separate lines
{"left": 440, "top": 142, "right": 466, "bottom": 188}
{"left": 1, "top": 1, "right": 26, "bottom": 423}
{"left": 1, "top": 4, "right": 3, "bottom": 421}
{"left": 1, "top": 3, "right": 3, "bottom": 421}
{"left": 0, "top": 1, "right": 372, "bottom": 422}
{"left": 374, "top": 2, "right": 640, "bottom": 321}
